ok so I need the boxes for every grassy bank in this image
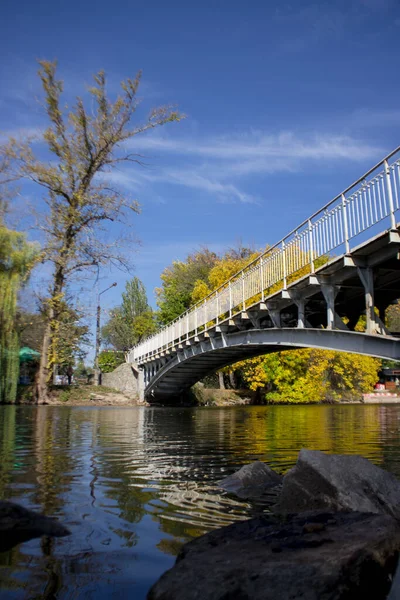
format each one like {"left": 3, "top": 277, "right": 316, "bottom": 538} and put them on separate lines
{"left": 16, "top": 384, "right": 141, "bottom": 406}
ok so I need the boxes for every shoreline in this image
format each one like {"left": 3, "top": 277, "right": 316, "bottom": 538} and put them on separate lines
{"left": 10, "top": 384, "right": 400, "bottom": 407}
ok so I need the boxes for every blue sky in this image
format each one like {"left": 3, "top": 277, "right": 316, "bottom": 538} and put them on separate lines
{"left": 1, "top": 0, "right": 400, "bottom": 350}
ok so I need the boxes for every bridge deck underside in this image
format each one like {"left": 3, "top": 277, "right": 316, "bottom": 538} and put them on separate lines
{"left": 145, "top": 329, "right": 400, "bottom": 400}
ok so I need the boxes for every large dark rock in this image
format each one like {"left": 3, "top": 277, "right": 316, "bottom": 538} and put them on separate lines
{"left": 0, "top": 501, "right": 71, "bottom": 552}
{"left": 274, "top": 449, "right": 400, "bottom": 519}
{"left": 218, "top": 461, "right": 282, "bottom": 499}
{"left": 147, "top": 511, "right": 400, "bottom": 600}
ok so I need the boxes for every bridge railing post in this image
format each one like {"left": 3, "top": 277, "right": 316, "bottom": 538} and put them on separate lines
{"left": 384, "top": 159, "right": 396, "bottom": 229}
{"left": 341, "top": 193, "right": 350, "bottom": 254}
{"left": 229, "top": 282, "right": 232, "bottom": 318}
{"left": 242, "top": 272, "right": 246, "bottom": 311}
{"left": 308, "top": 219, "right": 315, "bottom": 273}
{"left": 282, "top": 240, "right": 287, "bottom": 290}
{"left": 260, "top": 256, "right": 264, "bottom": 301}
{"left": 216, "top": 292, "right": 219, "bottom": 325}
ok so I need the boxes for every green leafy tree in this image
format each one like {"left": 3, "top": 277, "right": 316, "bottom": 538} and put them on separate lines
{"left": 0, "top": 224, "right": 39, "bottom": 403}
{"left": 74, "top": 360, "right": 93, "bottom": 379}
{"left": 16, "top": 311, "right": 46, "bottom": 352}
{"left": 102, "top": 277, "right": 156, "bottom": 350}
{"left": 6, "top": 60, "right": 183, "bottom": 403}
{"left": 16, "top": 300, "right": 89, "bottom": 377}
{"left": 156, "top": 248, "right": 218, "bottom": 325}
{"left": 387, "top": 301, "right": 400, "bottom": 333}
{"left": 50, "top": 300, "right": 90, "bottom": 369}
{"left": 98, "top": 350, "right": 125, "bottom": 373}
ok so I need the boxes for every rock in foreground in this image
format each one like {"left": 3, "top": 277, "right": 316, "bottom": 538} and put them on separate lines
{"left": 147, "top": 511, "right": 400, "bottom": 600}
{"left": 0, "top": 501, "right": 71, "bottom": 552}
{"left": 274, "top": 449, "right": 400, "bottom": 519}
{"left": 218, "top": 461, "right": 282, "bottom": 499}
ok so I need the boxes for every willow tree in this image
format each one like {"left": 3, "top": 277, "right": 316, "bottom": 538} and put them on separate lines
{"left": 0, "top": 225, "right": 38, "bottom": 403}
{"left": 8, "top": 61, "right": 183, "bottom": 403}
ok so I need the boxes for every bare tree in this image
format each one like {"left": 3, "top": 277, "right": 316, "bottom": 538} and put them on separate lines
{"left": 8, "top": 61, "right": 183, "bottom": 402}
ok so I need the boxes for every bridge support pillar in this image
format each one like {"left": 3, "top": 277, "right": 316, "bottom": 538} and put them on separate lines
{"left": 287, "top": 292, "right": 307, "bottom": 329}
{"left": 357, "top": 267, "right": 375, "bottom": 334}
{"left": 297, "top": 297, "right": 305, "bottom": 328}
{"left": 138, "top": 367, "right": 145, "bottom": 402}
{"left": 357, "top": 267, "right": 389, "bottom": 335}
{"left": 321, "top": 284, "right": 339, "bottom": 330}
{"left": 266, "top": 302, "right": 281, "bottom": 327}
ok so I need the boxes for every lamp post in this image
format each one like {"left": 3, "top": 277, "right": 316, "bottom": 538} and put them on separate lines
{"left": 94, "top": 282, "right": 117, "bottom": 386}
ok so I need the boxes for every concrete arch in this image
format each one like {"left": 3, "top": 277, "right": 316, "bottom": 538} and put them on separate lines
{"left": 144, "top": 328, "right": 400, "bottom": 401}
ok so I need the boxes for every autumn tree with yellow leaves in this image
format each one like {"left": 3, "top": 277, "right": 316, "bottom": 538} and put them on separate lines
{"left": 239, "top": 350, "right": 380, "bottom": 403}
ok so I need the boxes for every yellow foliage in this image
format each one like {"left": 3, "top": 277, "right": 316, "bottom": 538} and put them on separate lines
{"left": 191, "top": 279, "right": 211, "bottom": 305}
{"left": 238, "top": 349, "right": 380, "bottom": 403}
{"left": 191, "top": 252, "right": 260, "bottom": 304}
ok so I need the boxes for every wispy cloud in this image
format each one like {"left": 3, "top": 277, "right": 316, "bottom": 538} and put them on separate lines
{"left": 116, "top": 129, "right": 382, "bottom": 204}
{"left": 156, "top": 168, "right": 256, "bottom": 204}
{"left": 105, "top": 165, "right": 257, "bottom": 204}
{"left": 130, "top": 130, "right": 381, "bottom": 164}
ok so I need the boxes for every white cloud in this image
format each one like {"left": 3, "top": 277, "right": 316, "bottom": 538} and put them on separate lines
{"left": 153, "top": 168, "right": 257, "bottom": 203}
{"left": 117, "top": 129, "right": 383, "bottom": 204}
{"left": 130, "top": 130, "right": 381, "bottom": 165}
{"left": 104, "top": 165, "right": 257, "bottom": 204}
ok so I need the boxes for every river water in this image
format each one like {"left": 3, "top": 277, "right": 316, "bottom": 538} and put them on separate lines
{"left": 0, "top": 404, "right": 400, "bottom": 599}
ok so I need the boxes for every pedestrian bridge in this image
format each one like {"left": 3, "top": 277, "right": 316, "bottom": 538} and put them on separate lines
{"left": 128, "top": 147, "right": 400, "bottom": 401}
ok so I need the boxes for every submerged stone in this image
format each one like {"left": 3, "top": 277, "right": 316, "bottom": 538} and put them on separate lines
{"left": 0, "top": 501, "right": 71, "bottom": 552}
{"left": 218, "top": 461, "right": 282, "bottom": 499}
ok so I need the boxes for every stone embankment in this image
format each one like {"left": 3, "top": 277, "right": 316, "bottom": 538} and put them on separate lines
{"left": 148, "top": 449, "right": 400, "bottom": 600}
{"left": 101, "top": 363, "right": 141, "bottom": 397}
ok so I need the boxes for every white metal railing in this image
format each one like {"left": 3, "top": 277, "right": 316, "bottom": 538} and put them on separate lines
{"left": 130, "top": 146, "right": 400, "bottom": 363}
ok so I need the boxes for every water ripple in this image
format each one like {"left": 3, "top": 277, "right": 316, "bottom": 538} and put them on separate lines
{"left": 0, "top": 404, "right": 399, "bottom": 599}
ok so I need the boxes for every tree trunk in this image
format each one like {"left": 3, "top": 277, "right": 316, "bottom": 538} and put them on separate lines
{"left": 228, "top": 370, "right": 236, "bottom": 389}
{"left": 36, "top": 268, "right": 64, "bottom": 404}
{"left": 36, "top": 318, "right": 52, "bottom": 404}
{"left": 218, "top": 371, "right": 225, "bottom": 390}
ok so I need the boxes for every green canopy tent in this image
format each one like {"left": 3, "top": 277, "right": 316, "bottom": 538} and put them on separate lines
{"left": 19, "top": 347, "right": 41, "bottom": 362}
{"left": 19, "top": 347, "right": 40, "bottom": 384}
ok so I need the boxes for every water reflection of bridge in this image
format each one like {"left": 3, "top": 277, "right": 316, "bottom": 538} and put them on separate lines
{"left": 128, "top": 148, "right": 400, "bottom": 401}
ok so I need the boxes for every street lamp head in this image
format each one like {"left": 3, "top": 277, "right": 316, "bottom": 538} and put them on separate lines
{"left": 99, "top": 282, "right": 118, "bottom": 296}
